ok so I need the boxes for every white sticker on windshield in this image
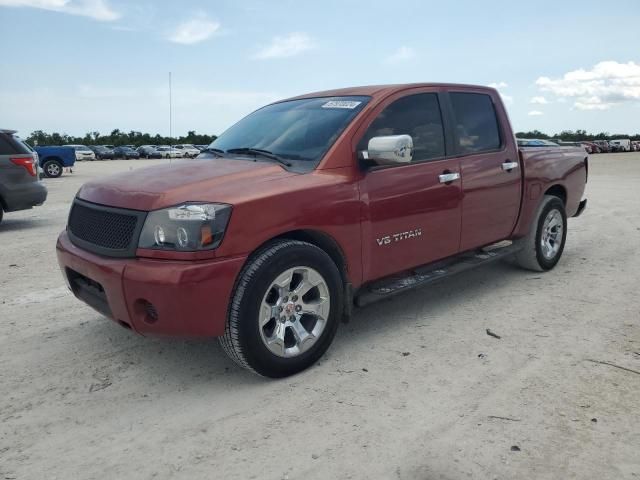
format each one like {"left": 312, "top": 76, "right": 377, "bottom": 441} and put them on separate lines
{"left": 322, "top": 100, "right": 362, "bottom": 109}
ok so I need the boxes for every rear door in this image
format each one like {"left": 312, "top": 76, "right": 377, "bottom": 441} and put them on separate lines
{"left": 445, "top": 90, "right": 521, "bottom": 251}
{"left": 357, "top": 89, "right": 462, "bottom": 281}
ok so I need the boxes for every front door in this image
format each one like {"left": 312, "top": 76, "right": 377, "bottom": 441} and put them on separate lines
{"left": 358, "top": 91, "right": 463, "bottom": 282}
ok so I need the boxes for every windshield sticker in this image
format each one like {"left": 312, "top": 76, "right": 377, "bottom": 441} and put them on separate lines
{"left": 322, "top": 100, "right": 362, "bottom": 109}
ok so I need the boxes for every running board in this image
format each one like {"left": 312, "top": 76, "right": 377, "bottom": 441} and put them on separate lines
{"left": 355, "top": 241, "right": 522, "bottom": 307}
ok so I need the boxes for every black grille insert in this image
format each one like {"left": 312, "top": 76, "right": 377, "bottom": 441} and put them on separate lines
{"left": 67, "top": 199, "right": 147, "bottom": 257}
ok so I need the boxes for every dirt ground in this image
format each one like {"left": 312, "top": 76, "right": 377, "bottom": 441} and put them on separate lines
{"left": 1, "top": 153, "right": 639, "bottom": 480}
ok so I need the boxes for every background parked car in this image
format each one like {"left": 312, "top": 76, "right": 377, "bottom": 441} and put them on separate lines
{"left": 580, "top": 142, "right": 600, "bottom": 153}
{"left": 593, "top": 140, "right": 611, "bottom": 153}
{"left": 137, "top": 145, "right": 162, "bottom": 159}
{"left": 632, "top": 141, "right": 640, "bottom": 151}
{"left": 516, "top": 138, "right": 560, "bottom": 147}
{"left": 195, "top": 145, "right": 208, "bottom": 152}
{"left": 89, "top": 145, "right": 115, "bottom": 160}
{"left": 173, "top": 144, "right": 200, "bottom": 158}
{"left": 0, "top": 129, "right": 47, "bottom": 224}
{"left": 113, "top": 146, "right": 140, "bottom": 159}
{"left": 64, "top": 144, "right": 96, "bottom": 161}
{"left": 155, "top": 146, "right": 182, "bottom": 158}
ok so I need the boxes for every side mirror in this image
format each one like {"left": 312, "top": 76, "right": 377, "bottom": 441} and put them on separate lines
{"left": 363, "top": 134, "right": 413, "bottom": 166}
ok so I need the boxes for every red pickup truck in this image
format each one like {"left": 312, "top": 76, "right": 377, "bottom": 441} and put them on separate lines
{"left": 57, "top": 83, "right": 588, "bottom": 377}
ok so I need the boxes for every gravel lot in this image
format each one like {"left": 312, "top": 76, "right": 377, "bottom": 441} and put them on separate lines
{"left": 1, "top": 153, "right": 639, "bottom": 480}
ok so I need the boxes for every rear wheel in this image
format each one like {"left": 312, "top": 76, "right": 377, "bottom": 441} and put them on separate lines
{"left": 43, "top": 160, "right": 63, "bottom": 178}
{"left": 513, "top": 195, "right": 567, "bottom": 271}
{"left": 219, "top": 240, "right": 343, "bottom": 377}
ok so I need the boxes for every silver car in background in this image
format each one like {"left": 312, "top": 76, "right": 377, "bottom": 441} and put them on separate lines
{"left": 64, "top": 144, "right": 96, "bottom": 161}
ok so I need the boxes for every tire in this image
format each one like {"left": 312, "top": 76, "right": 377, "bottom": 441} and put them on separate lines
{"left": 0, "top": 207, "right": 3, "bottom": 225}
{"left": 43, "top": 160, "right": 63, "bottom": 178}
{"left": 219, "top": 240, "right": 344, "bottom": 377}
{"left": 512, "top": 195, "right": 567, "bottom": 272}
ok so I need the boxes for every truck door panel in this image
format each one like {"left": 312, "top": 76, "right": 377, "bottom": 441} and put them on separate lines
{"left": 357, "top": 91, "right": 462, "bottom": 282}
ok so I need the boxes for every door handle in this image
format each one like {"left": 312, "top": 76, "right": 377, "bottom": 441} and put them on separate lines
{"left": 501, "top": 161, "right": 519, "bottom": 171}
{"left": 439, "top": 172, "right": 460, "bottom": 184}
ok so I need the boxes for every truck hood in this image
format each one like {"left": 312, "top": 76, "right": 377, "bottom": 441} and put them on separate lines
{"left": 78, "top": 158, "right": 296, "bottom": 211}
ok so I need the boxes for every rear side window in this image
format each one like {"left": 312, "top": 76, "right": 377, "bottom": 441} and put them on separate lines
{"left": 450, "top": 93, "right": 501, "bottom": 154}
{"left": 358, "top": 93, "right": 445, "bottom": 162}
{"left": 0, "top": 134, "right": 31, "bottom": 155}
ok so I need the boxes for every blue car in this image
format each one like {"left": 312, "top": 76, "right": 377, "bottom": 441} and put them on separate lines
{"left": 34, "top": 146, "right": 76, "bottom": 178}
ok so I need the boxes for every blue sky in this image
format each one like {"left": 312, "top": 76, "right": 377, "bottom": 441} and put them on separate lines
{"left": 1, "top": 0, "right": 639, "bottom": 137}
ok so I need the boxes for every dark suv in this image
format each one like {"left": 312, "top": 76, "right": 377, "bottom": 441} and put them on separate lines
{"left": 0, "top": 129, "right": 47, "bottom": 224}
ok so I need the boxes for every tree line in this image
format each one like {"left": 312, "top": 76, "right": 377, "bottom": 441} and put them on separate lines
{"left": 24, "top": 128, "right": 640, "bottom": 147}
{"left": 26, "top": 129, "right": 217, "bottom": 147}
{"left": 516, "top": 130, "right": 640, "bottom": 141}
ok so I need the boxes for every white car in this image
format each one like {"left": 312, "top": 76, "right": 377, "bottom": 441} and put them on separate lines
{"left": 173, "top": 144, "right": 201, "bottom": 158}
{"left": 64, "top": 144, "right": 96, "bottom": 161}
{"left": 155, "top": 146, "right": 183, "bottom": 158}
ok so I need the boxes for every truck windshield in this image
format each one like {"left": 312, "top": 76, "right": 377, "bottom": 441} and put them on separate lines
{"left": 209, "top": 96, "right": 370, "bottom": 167}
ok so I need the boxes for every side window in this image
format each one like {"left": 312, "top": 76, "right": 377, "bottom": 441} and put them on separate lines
{"left": 0, "top": 135, "right": 19, "bottom": 155}
{"left": 449, "top": 93, "right": 501, "bottom": 154}
{"left": 358, "top": 93, "right": 445, "bottom": 162}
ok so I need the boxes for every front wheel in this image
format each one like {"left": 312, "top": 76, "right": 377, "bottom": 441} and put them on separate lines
{"left": 219, "top": 240, "right": 344, "bottom": 377}
{"left": 512, "top": 195, "right": 567, "bottom": 271}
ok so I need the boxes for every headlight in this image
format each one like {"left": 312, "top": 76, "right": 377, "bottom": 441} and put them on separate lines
{"left": 138, "top": 203, "right": 232, "bottom": 251}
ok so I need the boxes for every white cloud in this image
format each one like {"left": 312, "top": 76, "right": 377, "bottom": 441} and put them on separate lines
{"left": 0, "top": 0, "right": 119, "bottom": 21}
{"left": 488, "top": 81, "right": 513, "bottom": 105}
{"left": 530, "top": 96, "right": 549, "bottom": 104}
{"left": 536, "top": 60, "right": 640, "bottom": 111}
{"left": 168, "top": 14, "right": 220, "bottom": 45}
{"left": 528, "top": 110, "right": 544, "bottom": 116}
{"left": 499, "top": 93, "right": 514, "bottom": 105}
{"left": 385, "top": 46, "right": 416, "bottom": 64}
{"left": 253, "top": 32, "right": 314, "bottom": 59}
{"left": 573, "top": 97, "right": 612, "bottom": 111}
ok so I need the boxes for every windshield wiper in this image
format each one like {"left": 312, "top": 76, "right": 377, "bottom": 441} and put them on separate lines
{"left": 226, "top": 147, "right": 292, "bottom": 167}
{"left": 201, "top": 147, "right": 225, "bottom": 158}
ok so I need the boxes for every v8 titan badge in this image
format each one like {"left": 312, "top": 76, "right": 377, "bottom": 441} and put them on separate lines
{"left": 376, "top": 229, "right": 422, "bottom": 246}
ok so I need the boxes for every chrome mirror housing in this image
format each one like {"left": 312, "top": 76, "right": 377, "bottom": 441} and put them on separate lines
{"left": 364, "top": 135, "right": 413, "bottom": 165}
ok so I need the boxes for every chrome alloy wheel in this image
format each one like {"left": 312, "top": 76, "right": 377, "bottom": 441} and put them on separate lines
{"left": 259, "top": 266, "right": 330, "bottom": 358}
{"left": 46, "top": 162, "right": 61, "bottom": 177}
{"left": 540, "top": 208, "right": 564, "bottom": 260}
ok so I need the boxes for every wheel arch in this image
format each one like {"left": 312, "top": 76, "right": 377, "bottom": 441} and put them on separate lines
{"left": 262, "top": 229, "right": 351, "bottom": 284}
{"left": 544, "top": 184, "right": 567, "bottom": 205}
{"left": 42, "top": 155, "right": 63, "bottom": 166}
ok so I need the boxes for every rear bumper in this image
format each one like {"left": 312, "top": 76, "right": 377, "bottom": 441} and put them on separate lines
{"left": 56, "top": 231, "right": 247, "bottom": 337}
{"left": 573, "top": 198, "right": 587, "bottom": 218}
{"left": 2, "top": 181, "right": 48, "bottom": 212}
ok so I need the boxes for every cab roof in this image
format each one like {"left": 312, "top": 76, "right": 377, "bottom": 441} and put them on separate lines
{"left": 282, "top": 83, "right": 496, "bottom": 102}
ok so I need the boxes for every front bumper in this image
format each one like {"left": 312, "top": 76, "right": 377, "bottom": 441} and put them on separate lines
{"left": 56, "top": 231, "right": 246, "bottom": 337}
